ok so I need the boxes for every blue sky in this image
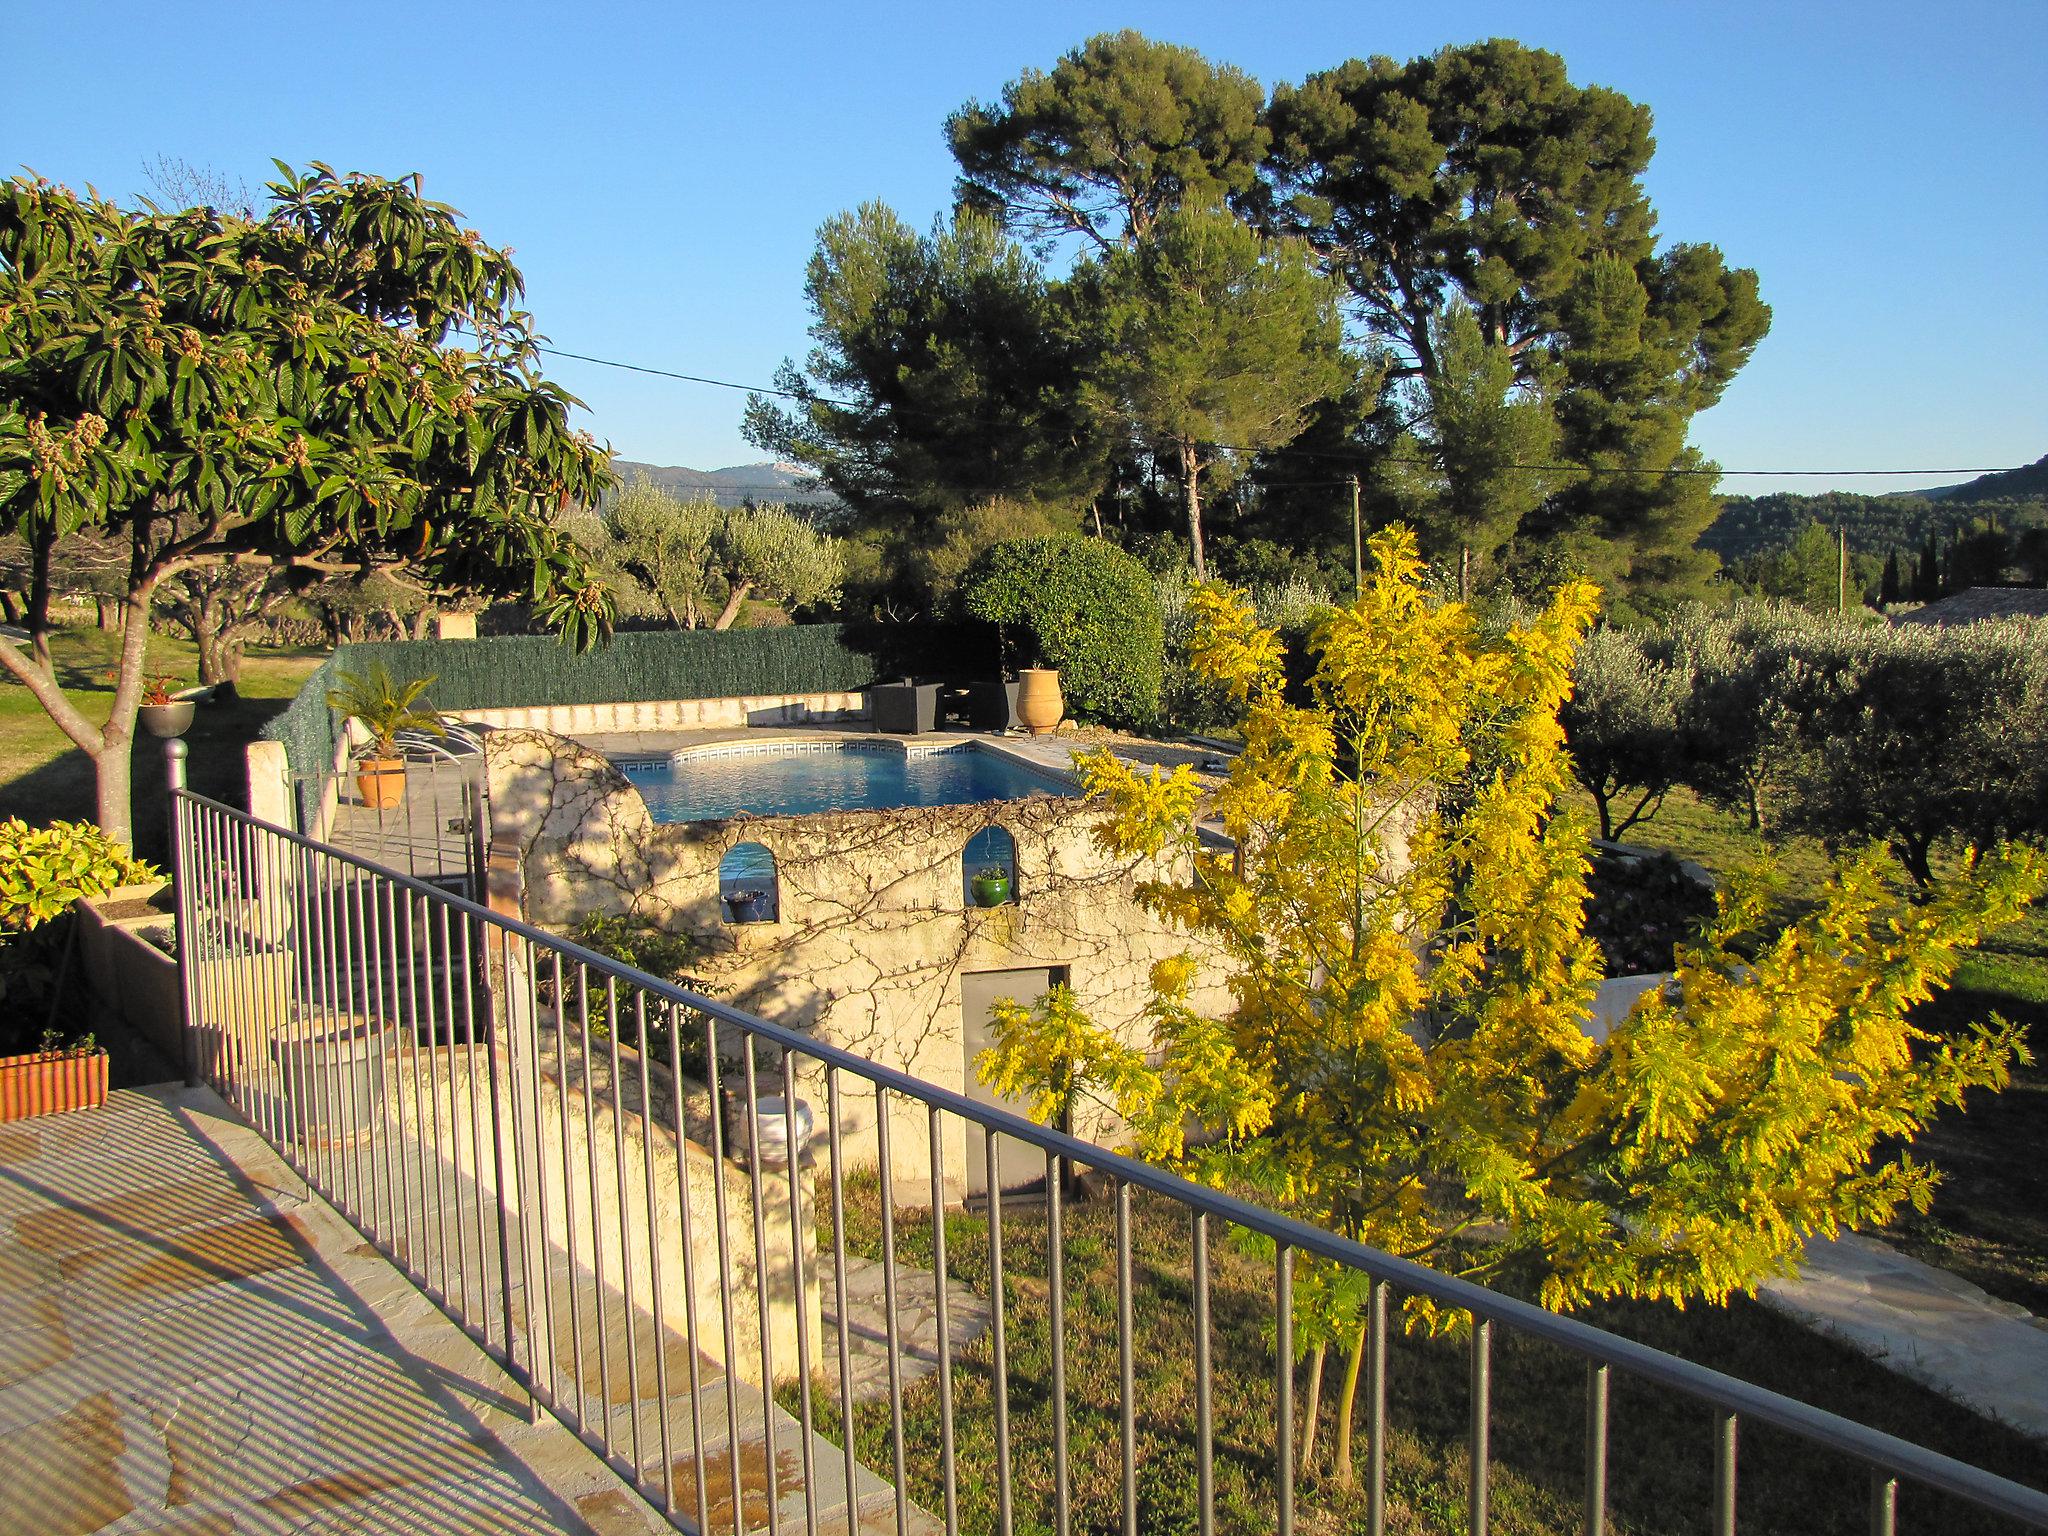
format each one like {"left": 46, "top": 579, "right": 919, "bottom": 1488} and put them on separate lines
{"left": 7, "top": 1, "right": 2044, "bottom": 496}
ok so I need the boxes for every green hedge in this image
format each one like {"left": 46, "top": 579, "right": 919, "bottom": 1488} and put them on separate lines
{"left": 262, "top": 622, "right": 996, "bottom": 775}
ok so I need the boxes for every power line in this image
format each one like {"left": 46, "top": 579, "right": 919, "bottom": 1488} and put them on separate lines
{"left": 529, "top": 340, "right": 2032, "bottom": 481}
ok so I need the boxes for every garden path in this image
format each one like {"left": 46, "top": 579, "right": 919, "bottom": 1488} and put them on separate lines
{"left": 1760, "top": 1233, "right": 2048, "bottom": 1440}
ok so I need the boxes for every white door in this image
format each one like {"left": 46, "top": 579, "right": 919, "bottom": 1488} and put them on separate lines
{"left": 961, "top": 967, "right": 1063, "bottom": 1197}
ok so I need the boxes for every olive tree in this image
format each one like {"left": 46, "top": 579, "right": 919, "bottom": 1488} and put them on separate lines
{"left": 568, "top": 480, "right": 841, "bottom": 630}
{"left": 0, "top": 165, "right": 613, "bottom": 842}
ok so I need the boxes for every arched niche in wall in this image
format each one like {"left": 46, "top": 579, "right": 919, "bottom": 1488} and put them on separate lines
{"left": 963, "top": 824, "right": 1018, "bottom": 907}
{"left": 719, "top": 841, "right": 779, "bottom": 923}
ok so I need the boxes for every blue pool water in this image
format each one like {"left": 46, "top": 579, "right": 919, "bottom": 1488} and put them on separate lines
{"left": 620, "top": 744, "right": 1074, "bottom": 824}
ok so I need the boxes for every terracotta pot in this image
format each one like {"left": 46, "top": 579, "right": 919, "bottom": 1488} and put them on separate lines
{"left": 1016, "top": 668, "right": 1064, "bottom": 736}
{"left": 0, "top": 1048, "right": 109, "bottom": 1122}
{"left": 356, "top": 757, "right": 406, "bottom": 810}
{"left": 140, "top": 700, "right": 196, "bottom": 739}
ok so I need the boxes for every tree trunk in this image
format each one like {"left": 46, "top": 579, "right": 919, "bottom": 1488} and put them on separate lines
{"left": 192, "top": 599, "right": 229, "bottom": 686}
{"left": 25, "top": 527, "right": 55, "bottom": 679}
{"left": 93, "top": 582, "right": 158, "bottom": 847}
{"left": 96, "top": 596, "right": 119, "bottom": 631}
{"left": 412, "top": 608, "right": 434, "bottom": 641}
{"left": 1298, "top": 1342, "right": 1327, "bottom": 1474}
{"left": 1331, "top": 1323, "right": 1369, "bottom": 1489}
{"left": 0, "top": 590, "right": 18, "bottom": 624}
{"left": 712, "top": 579, "right": 754, "bottom": 632}
{"left": 1179, "top": 441, "right": 1208, "bottom": 583}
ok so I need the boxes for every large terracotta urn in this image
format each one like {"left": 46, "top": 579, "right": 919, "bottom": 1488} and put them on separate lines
{"left": 356, "top": 757, "right": 407, "bottom": 810}
{"left": 1016, "top": 667, "right": 1065, "bottom": 735}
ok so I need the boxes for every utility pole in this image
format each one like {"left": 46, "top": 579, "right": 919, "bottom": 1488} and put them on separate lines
{"left": 1838, "top": 525, "right": 1848, "bottom": 614}
{"left": 1350, "top": 475, "right": 1363, "bottom": 599}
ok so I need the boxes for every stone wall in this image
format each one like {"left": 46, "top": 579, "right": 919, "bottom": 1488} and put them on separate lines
{"left": 485, "top": 728, "right": 1231, "bottom": 1198}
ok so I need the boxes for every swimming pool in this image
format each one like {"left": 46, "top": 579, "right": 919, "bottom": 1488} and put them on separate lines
{"left": 616, "top": 741, "right": 1076, "bottom": 824}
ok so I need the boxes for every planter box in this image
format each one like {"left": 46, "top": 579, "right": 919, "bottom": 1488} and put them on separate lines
{"left": 0, "top": 1048, "right": 109, "bottom": 1121}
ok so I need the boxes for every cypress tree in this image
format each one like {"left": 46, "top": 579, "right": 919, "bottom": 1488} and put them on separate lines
{"left": 1880, "top": 549, "right": 1902, "bottom": 607}
{"left": 1915, "top": 536, "right": 1941, "bottom": 602}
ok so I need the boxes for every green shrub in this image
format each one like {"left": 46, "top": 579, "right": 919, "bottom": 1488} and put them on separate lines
{"left": 0, "top": 818, "right": 159, "bottom": 934}
{"left": 961, "top": 535, "right": 1162, "bottom": 727}
{"left": 0, "top": 819, "right": 158, "bottom": 1039}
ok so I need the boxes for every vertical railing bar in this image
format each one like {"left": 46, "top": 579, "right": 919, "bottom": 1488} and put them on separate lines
{"left": 433, "top": 900, "right": 470, "bottom": 1324}
{"left": 1584, "top": 1360, "right": 1608, "bottom": 1536}
{"left": 555, "top": 953, "right": 589, "bottom": 1431}
{"left": 1367, "top": 1276, "right": 1388, "bottom": 1536}
{"left": 403, "top": 884, "right": 435, "bottom": 1292}
{"left": 457, "top": 903, "right": 492, "bottom": 1341}
{"left": 1115, "top": 1179, "right": 1136, "bottom": 1536}
{"left": 424, "top": 892, "right": 455, "bottom": 1302}
{"left": 334, "top": 862, "right": 364, "bottom": 1222}
{"left": 877, "top": 1087, "right": 908, "bottom": 1536}
{"left": 496, "top": 906, "right": 542, "bottom": 1420}
{"left": 1047, "top": 1147, "right": 1070, "bottom": 1536}
{"left": 366, "top": 865, "right": 400, "bottom": 1246}
{"left": 742, "top": 1043, "right": 781, "bottom": 1531}
{"left": 1470, "top": 1317, "right": 1491, "bottom": 1536}
{"left": 272, "top": 835, "right": 311, "bottom": 1162}
{"left": 827, "top": 1069, "right": 859, "bottom": 1536}
{"left": 1714, "top": 1410, "right": 1738, "bottom": 1536}
{"left": 637, "top": 993, "right": 677, "bottom": 1513}
{"left": 338, "top": 860, "right": 365, "bottom": 1221}
{"left": 482, "top": 910, "right": 523, "bottom": 1400}
{"left": 1193, "top": 1210, "right": 1214, "bottom": 1536}
{"left": 203, "top": 805, "right": 241, "bottom": 1101}
{"left": 928, "top": 1107, "right": 957, "bottom": 1536}
{"left": 702, "top": 1014, "right": 746, "bottom": 1536}
{"left": 165, "top": 759, "right": 200, "bottom": 1092}
{"left": 384, "top": 878, "right": 415, "bottom": 1275}
{"left": 295, "top": 846, "right": 330, "bottom": 1186}
{"left": 250, "top": 824, "right": 286, "bottom": 1150}
{"left": 786, "top": 1050, "right": 818, "bottom": 1536}
{"left": 583, "top": 968, "right": 614, "bottom": 1453}
{"left": 1277, "top": 1244, "right": 1295, "bottom": 1536}
{"left": 187, "top": 799, "right": 220, "bottom": 1092}
{"left": 667, "top": 1001, "right": 711, "bottom": 1536}
{"left": 987, "top": 1130, "right": 1013, "bottom": 1536}
{"left": 606, "top": 978, "right": 644, "bottom": 1479}
{"left": 520, "top": 939, "right": 555, "bottom": 1415}
{"left": 314, "top": 850, "right": 346, "bottom": 1210}
{"left": 1869, "top": 1468, "right": 1896, "bottom": 1536}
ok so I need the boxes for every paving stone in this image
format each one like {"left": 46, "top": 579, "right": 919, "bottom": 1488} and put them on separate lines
{"left": 1760, "top": 1231, "right": 2048, "bottom": 1440}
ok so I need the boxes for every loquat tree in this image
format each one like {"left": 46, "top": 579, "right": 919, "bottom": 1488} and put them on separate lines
{"left": 0, "top": 164, "right": 614, "bottom": 844}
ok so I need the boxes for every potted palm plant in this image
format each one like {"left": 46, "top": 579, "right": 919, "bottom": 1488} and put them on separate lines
{"left": 326, "top": 664, "right": 444, "bottom": 810}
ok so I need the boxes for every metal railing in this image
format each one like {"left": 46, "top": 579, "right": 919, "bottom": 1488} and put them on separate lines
{"left": 163, "top": 744, "right": 2048, "bottom": 1536}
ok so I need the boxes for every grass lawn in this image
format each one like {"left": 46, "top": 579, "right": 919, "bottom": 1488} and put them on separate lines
{"left": 1586, "top": 786, "right": 2048, "bottom": 1319}
{"left": 0, "top": 620, "right": 324, "bottom": 865}
{"left": 781, "top": 1174, "right": 2047, "bottom": 1536}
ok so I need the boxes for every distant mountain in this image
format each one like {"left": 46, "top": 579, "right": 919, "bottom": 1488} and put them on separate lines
{"left": 1702, "top": 452, "right": 2047, "bottom": 560}
{"left": 608, "top": 459, "right": 837, "bottom": 508}
{"left": 1905, "top": 453, "right": 2048, "bottom": 504}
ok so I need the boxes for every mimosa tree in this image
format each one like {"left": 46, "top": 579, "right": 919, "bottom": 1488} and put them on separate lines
{"left": 980, "top": 527, "right": 2040, "bottom": 1481}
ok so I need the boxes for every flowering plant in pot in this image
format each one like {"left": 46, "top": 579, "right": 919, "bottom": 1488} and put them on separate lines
{"left": 970, "top": 863, "right": 1013, "bottom": 907}
{"left": 124, "top": 673, "right": 196, "bottom": 739}
{"left": 326, "top": 664, "right": 443, "bottom": 811}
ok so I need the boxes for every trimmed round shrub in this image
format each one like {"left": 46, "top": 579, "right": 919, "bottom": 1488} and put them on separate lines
{"left": 961, "top": 535, "right": 1162, "bottom": 728}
